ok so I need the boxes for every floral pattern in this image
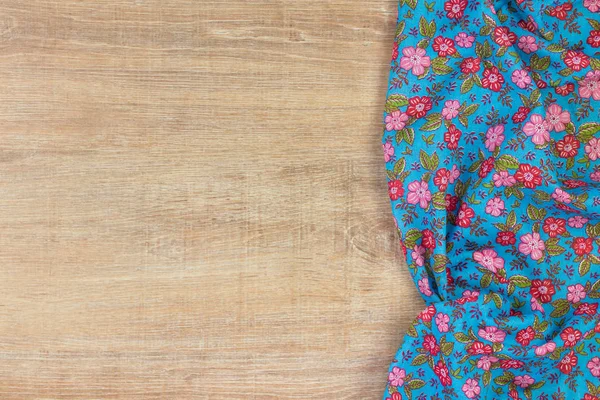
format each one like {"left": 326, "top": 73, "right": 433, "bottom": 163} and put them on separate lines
{"left": 381, "top": 0, "right": 600, "bottom": 399}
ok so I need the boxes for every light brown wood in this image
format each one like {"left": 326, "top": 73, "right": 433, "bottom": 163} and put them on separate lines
{"left": 0, "top": 1, "right": 424, "bottom": 398}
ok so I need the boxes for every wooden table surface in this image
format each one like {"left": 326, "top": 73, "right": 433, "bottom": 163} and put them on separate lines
{"left": 0, "top": 1, "right": 423, "bottom": 398}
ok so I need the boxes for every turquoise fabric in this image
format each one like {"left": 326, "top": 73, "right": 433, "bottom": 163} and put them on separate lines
{"left": 381, "top": 0, "right": 600, "bottom": 398}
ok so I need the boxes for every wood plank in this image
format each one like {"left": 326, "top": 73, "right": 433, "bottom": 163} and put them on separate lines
{"left": 0, "top": 1, "right": 423, "bottom": 398}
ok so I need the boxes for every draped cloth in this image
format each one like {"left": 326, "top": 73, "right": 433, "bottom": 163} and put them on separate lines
{"left": 381, "top": 0, "right": 600, "bottom": 398}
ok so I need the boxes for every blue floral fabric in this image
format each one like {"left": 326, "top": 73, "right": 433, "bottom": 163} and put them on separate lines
{"left": 381, "top": 0, "right": 600, "bottom": 399}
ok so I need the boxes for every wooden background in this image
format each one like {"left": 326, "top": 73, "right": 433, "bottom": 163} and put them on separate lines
{"left": 0, "top": 1, "right": 423, "bottom": 398}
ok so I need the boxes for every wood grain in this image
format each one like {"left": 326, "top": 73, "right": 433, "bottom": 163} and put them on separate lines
{"left": 0, "top": 1, "right": 424, "bottom": 398}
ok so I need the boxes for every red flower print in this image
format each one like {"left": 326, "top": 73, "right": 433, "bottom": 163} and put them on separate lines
{"left": 433, "top": 360, "right": 452, "bottom": 386}
{"left": 584, "top": 394, "right": 599, "bottom": 400}
{"left": 432, "top": 36, "right": 456, "bottom": 57}
{"left": 434, "top": 168, "right": 451, "bottom": 191}
{"left": 445, "top": 194, "right": 459, "bottom": 212}
{"left": 555, "top": 135, "right": 580, "bottom": 158}
{"left": 514, "top": 164, "right": 542, "bottom": 189}
{"left": 548, "top": 2, "right": 573, "bottom": 20}
{"left": 456, "top": 202, "right": 474, "bottom": 228}
{"left": 423, "top": 334, "right": 440, "bottom": 355}
{"left": 574, "top": 302, "right": 598, "bottom": 315}
{"left": 446, "top": 267, "right": 455, "bottom": 288}
{"left": 517, "top": 17, "right": 537, "bottom": 33}
{"left": 444, "top": 124, "right": 462, "bottom": 149}
{"left": 479, "top": 157, "right": 495, "bottom": 178}
{"left": 572, "top": 237, "right": 593, "bottom": 256}
{"left": 516, "top": 326, "right": 536, "bottom": 346}
{"left": 388, "top": 393, "right": 402, "bottom": 400}
{"left": 496, "top": 231, "right": 516, "bottom": 246}
{"left": 418, "top": 305, "right": 436, "bottom": 322}
{"left": 444, "top": 0, "right": 468, "bottom": 19}
{"left": 493, "top": 26, "right": 517, "bottom": 47}
{"left": 500, "top": 359, "right": 524, "bottom": 369}
{"left": 508, "top": 390, "right": 520, "bottom": 400}
{"left": 556, "top": 203, "right": 579, "bottom": 214}
{"left": 467, "top": 341, "right": 493, "bottom": 355}
{"left": 563, "top": 179, "right": 587, "bottom": 188}
{"left": 422, "top": 229, "right": 436, "bottom": 249}
{"left": 560, "top": 327, "right": 582, "bottom": 347}
{"left": 588, "top": 30, "right": 600, "bottom": 48}
{"left": 406, "top": 96, "right": 432, "bottom": 118}
{"left": 530, "top": 279, "right": 556, "bottom": 303}
{"left": 564, "top": 50, "right": 590, "bottom": 72}
{"left": 555, "top": 202, "right": 579, "bottom": 213}
{"left": 388, "top": 180, "right": 404, "bottom": 201}
{"left": 555, "top": 82, "right": 575, "bottom": 96}
{"left": 557, "top": 350, "right": 577, "bottom": 374}
{"left": 392, "top": 41, "right": 399, "bottom": 61}
{"left": 510, "top": 309, "right": 522, "bottom": 317}
{"left": 542, "top": 218, "right": 566, "bottom": 238}
{"left": 512, "top": 106, "right": 530, "bottom": 123}
{"left": 482, "top": 67, "right": 504, "bottom": 92}
{"left": 460, "top": 57, "right": 480, "bottom": 74}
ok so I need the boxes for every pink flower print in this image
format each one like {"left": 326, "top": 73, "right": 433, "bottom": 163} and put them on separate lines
{"left": 435, "top": 312, "right": 450, "bottom": 333}
{"left": 388, "top": 366, "right": 406, "bottom": 387}
{"left": 545, "top": 104, "right": 570, "bottom": 132}
{"left": 585, "top": 137, "right": 600, "bottom": 161}
{"left": 400, "top": 46, "right": 431, "bottom": 76}
{"left": 523, "top": 114, "right": 549, "bottom": 145}
{"left": 552, "top": 188, "right": 571, "bottom": 203}
{"left": 531, "top": 296, "right": 544, "bottom": 313}
{"left": 517, "top": 35, "right": 537, "bottom": 54}
{"left": 585, "top": 0, "right": 600, "bottom": 13}
{"left": 592, "top": 169, "right": 600, "bottom": 181}
{"left": 461, "top": 290, "right": 479, "bottom": 301}
{"left": 485, "top": 125, "right": 505, "bottom": 151}
{"left": 418, "top": 277, "right": 433, "bottom": 296}
{"left": 588, "top": 357, "right": 600, "bottom": 377}
{"left": 493, "top": 170, "right": 516, "bottom": 187}
{"left": 455, "top": 32, "right": 475, "bottom": 47}
{"left": 519, "top": 232, "right": 545, "bottom": 261}
{"left": 407, "top": 180, "right": 432, "bottom": 209}
{"left": 385, "top": 111, "right": 408, "bottom": 131}
{"left": 513, "top": 375, "right": 534, "bottom": 388}
{"left": 568, "top": 216, "right": 588, "bottom": 228}
{"left": 511, "top": 69, "right": 531, "bottom": 89}
{"left": 579, "top": 70, "right": 600, "bottom": 100}
{"left": 411, "top": 245, "right": 426, "bottom": 267}
{"left": 478, "top": 326, "right": 506, "bottom": 343}
{"left": 485, "top": 197, "right": 505, "bottom": 217}
{"left": 567, "top": 284, "right": 586, "bottom": 303}
{"left": 442, "top": 100, "right": 460, "bottom": 120}
{"left": 383, "top": 142, "right": 395, "bottom": 162}
{"left": 477, "top": 356, "right": 498, "bottom": 371}
{"left": 534, "top": 341, "right": 556, "bottom": 356}
{"left": 462, "top": 378, "right": 481, "bottom": 399}
{"left": 449, "top": 164, "right": 460, "bottom": 183}
{"left": 473, "top": 248, "right": 505, "bottom": 273}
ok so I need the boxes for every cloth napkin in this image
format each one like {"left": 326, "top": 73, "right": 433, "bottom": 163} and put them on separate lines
{"left": 381, "top": 0, "right": 600, "bottom": 398}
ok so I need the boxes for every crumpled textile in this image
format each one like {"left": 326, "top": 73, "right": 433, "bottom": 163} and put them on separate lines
{"left": 381, "top": 0, "right": 600, "bottom": 399}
